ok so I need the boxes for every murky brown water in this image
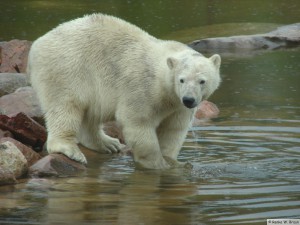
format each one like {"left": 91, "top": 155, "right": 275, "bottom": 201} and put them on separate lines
{"left": 1, "top": 1, "right": 300, "bottom": 224}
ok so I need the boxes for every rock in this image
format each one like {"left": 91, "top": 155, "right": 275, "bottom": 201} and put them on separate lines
{"left": 195, "top": 100, "right": 220, "bottom": 119}
{"left": 0, "top": 137, "right": 41, "bottom": 166}
{"left": 189, "top": 23, "right": 300, "bottom": 53}
{"left": 29, "top": 153, "right": 86, "bottom": 177}
{"left": 0, "top": 40, "right": 32, "bottom": 73}
{"left": 0, "top": 73, "right": 29, "bottom": 97}
{"left": 193, "top": 100, "right": 220, "bottom": 126}
{"left": 270, "top": 23, "right": 300, "bottom": 42}
{"left": 0, "top": 112, "right": 47, "bottom": 150}
{"left": 0, "top": 129, "right": 13, "bottom": 138}
{"left": 0, "top": 86, "right": 44, "bottom": 124}
{"left": 0, "top": 141, "right": 28, "bottom": 180}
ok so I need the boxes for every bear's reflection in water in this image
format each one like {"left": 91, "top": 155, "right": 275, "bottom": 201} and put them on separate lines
{"left": 43, "top": 147, "right": 198, "bottom": 225}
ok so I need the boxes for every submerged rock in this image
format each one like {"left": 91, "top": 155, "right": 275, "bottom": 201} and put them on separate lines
{"left": 189, "top": 23, "right": 300, "bottom": 53}
{"left": 29, "top": 153, "right": 86, "bottom": 177}
{"left": 0, "top": 39, "right": 32, "bottom": 73}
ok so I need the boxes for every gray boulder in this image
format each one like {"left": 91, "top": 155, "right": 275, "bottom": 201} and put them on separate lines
{"left": 189, "top": 23, "right": 300, "bottom": 53}
{"left": 0, "top": 73, "right": 29, "bottom": 97}
{"left": 0, "top": 86, "right": 43, "bottom": 124}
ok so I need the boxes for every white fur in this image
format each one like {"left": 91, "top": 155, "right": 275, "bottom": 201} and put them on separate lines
{"left": 28, "top": 14, "right": 221, "bottom": 169}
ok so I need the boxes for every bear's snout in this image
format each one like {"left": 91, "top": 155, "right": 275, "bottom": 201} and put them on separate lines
{"left": 182, "top": 96, "right": 197, "bottom": 109}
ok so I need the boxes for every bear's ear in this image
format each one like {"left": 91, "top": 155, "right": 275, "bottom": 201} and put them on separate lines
{"left": 210, "top": 54, "right": 221, "bottom": 70}
{"left": 167, "top": 57, "right": 178, "bottom": 70}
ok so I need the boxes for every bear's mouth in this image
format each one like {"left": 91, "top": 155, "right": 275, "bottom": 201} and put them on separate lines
{"left": 184, "top": 103, "right": 197, "bottom": 109}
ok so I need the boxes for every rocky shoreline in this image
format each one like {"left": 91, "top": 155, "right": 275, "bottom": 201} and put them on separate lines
{"left": 1, "top": 23, "right": 299, "bottom": 185}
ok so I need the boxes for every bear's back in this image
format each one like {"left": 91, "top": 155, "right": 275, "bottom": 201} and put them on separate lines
{"left": 29, "top": 13, "right": 193, "bottom": 96}
{"left": 30, "top": 13, "right": 161, "bottom": 69}
{"left": 42, "top": 14, "right": 154, "bottom": 47}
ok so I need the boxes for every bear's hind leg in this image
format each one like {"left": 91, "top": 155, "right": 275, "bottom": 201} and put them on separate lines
{"left": 98, "top": 125, "right": 126, "bottom": 153}
{"left": 46, "top": 103, "right": 87, "bottom": 164}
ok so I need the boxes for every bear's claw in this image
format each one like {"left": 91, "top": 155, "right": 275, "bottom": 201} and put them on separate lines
{"left": 67, "top": 150, "right": 87, "bottom": 164}
{"left": 100, "top": 131, "right": 125, "bottom": 154}
{"left": 47, "top": 139, "right": 87, "bottom": 164}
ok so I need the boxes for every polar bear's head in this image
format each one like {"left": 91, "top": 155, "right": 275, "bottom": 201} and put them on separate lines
{"left": 167, "top": 53, "right": 221, "bottom": 109}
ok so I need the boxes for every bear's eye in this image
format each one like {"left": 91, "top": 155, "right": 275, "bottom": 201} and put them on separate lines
{"left": 180, "top": 79, "right": 185, "bottom": 83}
{"left": 200, "top": 80, "right": 206, "bottom": 85}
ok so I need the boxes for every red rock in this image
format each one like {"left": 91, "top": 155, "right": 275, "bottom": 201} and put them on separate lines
{"left": 0, "top": 129, "right": 13, "bottom": 138}
{"left": 0, "top": 40, "right": 32, "bottom": 73}
{"left": 0, "top": 141, "right": 28, "bottom": 180}
{"left": 193, "top": 101, "right": 220, "bottom": 126}
{"left": 0, "top": 112, "right": 47, "bottom": 150}
{"left": 195, "top": 100, "right": 220, "bottom": 119}
{"left": 29, "top": 153, "right": 86, "bottom": 177}
{"left": 0, "top": 86, "right": 44, "bottom": 124}
{"left": 0, "top": 137, "right": 41, "bottom": 166}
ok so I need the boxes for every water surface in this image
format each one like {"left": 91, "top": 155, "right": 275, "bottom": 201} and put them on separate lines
{"left": 1, "top": 0, "right": 300, "bottom": 41}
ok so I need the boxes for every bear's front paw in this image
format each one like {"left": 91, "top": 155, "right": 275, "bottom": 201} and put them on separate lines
{"left": 163, "top": 156, "right": 193, "bottom": 169}
{"left": 47, "top": 140, "right": 87, "bottom": 164}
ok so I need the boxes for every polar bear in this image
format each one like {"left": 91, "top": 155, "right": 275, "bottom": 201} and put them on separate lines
{"left": 28, "top": 14, "right": 221, "bottom": 169}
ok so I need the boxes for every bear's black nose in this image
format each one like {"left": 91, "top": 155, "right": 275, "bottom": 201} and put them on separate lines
{"left": 182, "top": 97, "right": 196, "bottom": 108}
